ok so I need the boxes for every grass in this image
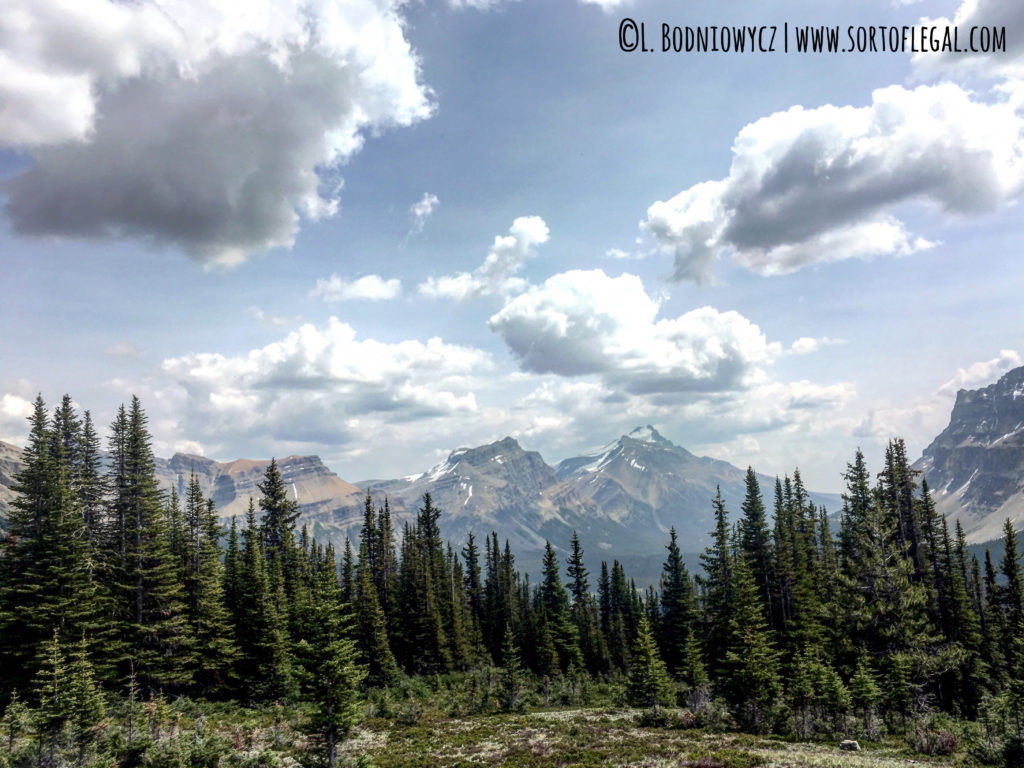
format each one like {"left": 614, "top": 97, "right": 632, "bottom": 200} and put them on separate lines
{"left": 338, "top": 707, "right": 966, "bottom": 768}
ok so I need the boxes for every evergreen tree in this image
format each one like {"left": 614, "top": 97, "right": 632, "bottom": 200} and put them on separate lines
{"left": 626, "top": 614, "right": 675, "bottom": 711}
{"left": 306, "top": 566, "right": 364, "bottom": 768}
{"left": 721, "top": 554, "right": 782, "bottom": 732}
{"left": 1000, "top": 519, "right": 1024, "bottom": 678}
{"left": 237, "top": 500, "right": 293, "bottom": 701}
{"left": 0, "top": 396, "right": 104, "bottom": 693}
{"left": 499, "top": 624, "right": 525, "bottom": 713}
{"left": 699, "top": 487, "right": 733, "bottom": 677}
{"left": 658, "top": 527, "right": 696, "bottom": 675}
{"left": 32, "top": 628, "right": 69, "bottom": 763}
{"left": 67, "top": 634, "right": 106, "bottom": 762}
{"left": 739, "top": 467, "right": 774, "bottom": 624}
{"left": 353, "top": 539, "right": 400, "bottom": 687}
{"left": 182, "top": 477, "right": 237, "bottom": 695}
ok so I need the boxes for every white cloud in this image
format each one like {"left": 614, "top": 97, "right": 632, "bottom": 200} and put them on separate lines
{"left": 409, "top": 193, "right": 440, "bottom": 233}
{"left": 604, "top": 247, "right": 644, "bottom": 261}
{"left": 0, "top": 0, "right": 432, "bottom": 264}
{"left": 246, "top": 307, "right": 303, "bottom": 327}
{"left": 0, "top": 393, "right": 34, "bottom": 445}
{"left": 938, "top": 349, "right": 1023, "bottom": 393}
{"left": 419, "top": 215, "right": 549, "bottom": 301}
{"left": 643, "top": 82, "right": 1024, "bottom": 283}
{"left": 488, "top": 268, "right": 781, "bottom": 393}
{"left": 856, "top": 349, "right": 1023, "bottom": 447}
{"left": 578, "top": 0, "right": 629, "bottom": 9}
{"left": 913, "top": 0, "right": 1024, "bottom": 80}
{"left": 309, "top": 274, "right": 402, "bottom": 302}
{"left": 448, "top": 0, "right": 627, "bottom": 9}
{"left": 160, "top": 317, "right": 492, "bottom": 452}
{"left": 789, "top": 336, "right": 844, "bottom": 356}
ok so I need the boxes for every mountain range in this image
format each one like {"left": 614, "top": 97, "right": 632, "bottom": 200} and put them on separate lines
{"left": 0, "top": 425, "right": 839, "bottom": 565}
{"left": 914, "top": 365, "right": 1024, "bottom": 545}
{"left": 6, "top": 362, "right": 1024, "bottom": 568}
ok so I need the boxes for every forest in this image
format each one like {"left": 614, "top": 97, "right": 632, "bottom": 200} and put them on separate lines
{"left": 1, "top": 394, "right": 1024, "bottom": 767}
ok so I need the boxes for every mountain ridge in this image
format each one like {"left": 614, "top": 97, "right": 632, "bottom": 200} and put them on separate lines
{"left": 915, "top": 365, "right": 1024, "bottom": 544}
{"left": 0, "top": 427, "right": 841, "bottom": 561}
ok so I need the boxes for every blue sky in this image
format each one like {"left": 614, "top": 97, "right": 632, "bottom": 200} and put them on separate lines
{"left": 1, "top": 0, "right": 1022, "bottom": 492}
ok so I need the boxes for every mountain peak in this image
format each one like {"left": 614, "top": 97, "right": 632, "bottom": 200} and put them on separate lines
{"left": 918, "top": 363, "right": 1024, "bottom": 544}
{"left": 625, "top": 425, "right": 669, "bottom": 445}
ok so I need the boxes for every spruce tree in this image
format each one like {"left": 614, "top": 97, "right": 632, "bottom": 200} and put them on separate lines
{"left": 116, "top": 397, "right": 192, "bottom": 694}
{"left": 499, "top": 624, "right": 525, "bottom": 713}
{"left": 721, "top": 554, "right": 782, "bottom": 732}
{"left": 659, "top": 527, "right": 697, "bottom": 675}
{"left": 237, "top": 500, "right": 293, "bottom": 701}
{"left": 626, "top": 614, "right": 675, "bottom": 712}
{"left": 32, "top": 628, "right": 69, "bottom": 763}
{"left": 699, "top": 487, "right": 733, "bottom": 677}
{"left": 183, "top": 478, "right": 237, "bottom": 695}
{"left": 67, "top": 634, "right": 105, "bottom": 762}
{"left": 306, "top": 565, "right": 364, "bottom": 768}
{"left": 353, "top": 539, "right": 400, "bottom": 687}
{"left": 739, "top": 467, "right": 774, "bottom": 624}
{"left": 0, "top": 396, "right": 103, "bottom": 693}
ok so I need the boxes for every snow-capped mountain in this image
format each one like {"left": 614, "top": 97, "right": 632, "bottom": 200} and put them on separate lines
{"left": 556, "top": 425, "right": 838, "bottom": 555}
{"left": 916, "top": 365, "right": 1024, "bottom": 545}
{"left": 0, "top": 427, "right": 840, "bottom": 570}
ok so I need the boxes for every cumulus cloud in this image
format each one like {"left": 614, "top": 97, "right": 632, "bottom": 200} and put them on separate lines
{"left": 161, "top": 317, "right": 491, "bottom": 450}
{"left": 643, "top": 83, "right": 1024, "bottom": 283}
{"left": 409, "top": 193, "right": 440, "bottom": 233}
{"left": 309, "top": 274, "right": 402, "bottom": 302}
{"left": 0, "top": 393, "right": 34, "bottom": 444}
{"left": 488, "top": 268, "right": 781, "bottom": 394}
{"left": 419, "top": 216, "right": 549, "bottom": 301}
{"left": 0, "top": 0, "right": 432, "bottom": 264}
{"left": 856, "top": 349, "right": 1023, "bottom": 447}
{"left": 913, "top": 0, "right": 1024, "bottom": 80}
{"left": 448, "top": 0, "right": 627, "bottom": 9}
{"left": 938, "top": 349, "right": 1023, "bottom": 393}
{"left": 789, "top": 337, "right": 844, "bottom": 356}
{"left": 246, "top": 307, "right": 303, "bottom": 327}
{"left": 577, "top": 0, "right": 630, "bottom": 9}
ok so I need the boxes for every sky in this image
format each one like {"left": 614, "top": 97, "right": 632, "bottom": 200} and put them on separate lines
{"left": 1, "top": 0, "right": 1022, "bottom": 493}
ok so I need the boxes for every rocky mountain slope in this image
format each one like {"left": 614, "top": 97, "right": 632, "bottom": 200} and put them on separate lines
{"left": 155, "top": 453, "right": 367, "bottom": 542}
{"left": 0, "top": 440, "right": 22, "bottom": 524}
{"left": 0, "top": 427, "right": 840, "bottom": 563}
{"left": 916, "top": 366, "right": 1024, "bottom": 544}
{"left": 357, "top": 426, "right": 840, "bottom": 557}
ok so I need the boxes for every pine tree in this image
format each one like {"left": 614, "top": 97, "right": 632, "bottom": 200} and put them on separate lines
{"left": 32, "top": 628, "right": 69, "bottom": 763}
{"left": 258, "top": 458, "right": 301, "bottom": 574}
{"left": 721, "top": 554, "right": 782, "bottom": 732}
{"left": 1000, "top": 519, "right": 1024, "bottom": 678}
{"left": 699, "top": 487, "right": 733, "bottom": 677}
{"left": 182, "top": 477, "right": 237, "bottom": 695}
{"left": 116, "top": 397, "right": 192, "bottom": 694}
{"left": 739, "top": 467, "right": 774, "bottom": 625}
{"left": 0, "top": 396, "right": 103, "bottom": 693}
{"left": 499, "top": 624, "right": 525, "bottom": 713}
{"left": 537, "top": 541, "right": 582, "bottom": 672}
{"left": 626, "top": 614, "right": 675, "bottom": 711}
{"left": 2, "top": 691, "right": 28, "bottom": 755}
{"left": 659, "top": 527, "right": 697, "bottom": 675}
{"left": 237, "top": 500, "right": 293, "bottom": 701}
{"left": 353, "top": 539, "right": 400, "bottom": 687}
{"left": 67, "top": 634, "right": 105, "bottom": 761}
{"left": 306, "top": 569, "right": 364, "bottom": 768}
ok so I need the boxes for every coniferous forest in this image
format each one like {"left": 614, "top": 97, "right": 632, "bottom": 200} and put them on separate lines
{"left": 3, "top": 395, "right": 1024, "bottom": 767}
